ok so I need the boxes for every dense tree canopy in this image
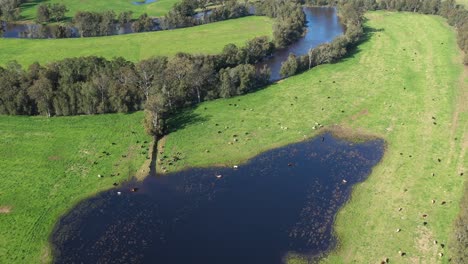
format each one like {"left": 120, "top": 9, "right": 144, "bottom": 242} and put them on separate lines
{"left": 0, "top": 0, "right": 22, "bottom": 21}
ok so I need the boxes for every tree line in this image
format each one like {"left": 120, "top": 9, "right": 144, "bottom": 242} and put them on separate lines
{"left": 0, "top": 36, "right": 274, "bottom": 132}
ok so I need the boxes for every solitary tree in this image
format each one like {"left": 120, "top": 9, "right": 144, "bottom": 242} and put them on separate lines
{"left": 144, "top": 95, "right": 168, "bottom": 137}
{"left": 50, "top": 3, "right": 68, "bottom": 22}
{"left": 36, "top": 4, "right": 50, "bottom": 23}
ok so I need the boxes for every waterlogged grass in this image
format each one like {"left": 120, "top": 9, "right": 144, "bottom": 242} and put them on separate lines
{"left": 19, "top": 0, "right": 181, "bottom": 21}
{"left": 0, "top": 112, "right": 152, "bottom": 263}
{"left": 159, "top": 12, "right": 467, "bottom": 262}
{"left": 0, "top": 16, "right": 273, "bottom": 67}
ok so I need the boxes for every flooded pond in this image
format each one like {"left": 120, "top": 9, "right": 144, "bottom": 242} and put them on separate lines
{"left": 51, "top": 133, "right": 384, "bottom": 263}
{"left": 258, "top": 7, "right": 344, "bottom": 81}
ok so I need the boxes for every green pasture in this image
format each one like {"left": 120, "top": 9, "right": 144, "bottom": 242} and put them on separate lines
{"left": 0, "top": 16, "right": 273, "bottom": 67}
{"left": 0, "top": 112, "right": 152, "bottom": 263}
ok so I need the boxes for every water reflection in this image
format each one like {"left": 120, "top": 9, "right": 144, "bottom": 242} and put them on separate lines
{"left": 258, "top": 7, "right": 344, "bottom": 81}
{"left": 52, "top": 133, "right": 384, "bottom": 264}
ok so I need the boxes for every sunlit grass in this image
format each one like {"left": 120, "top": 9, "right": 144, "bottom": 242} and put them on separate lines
{"left": 0, "top": 113, "right": 152, "bottom": 263}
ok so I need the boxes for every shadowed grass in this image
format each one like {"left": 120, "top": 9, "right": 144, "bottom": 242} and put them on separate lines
{"left": 0, "top": 16, "right": 273, "bottom": 67}
{"left": 157, "top": 11, "right": 467, "bottom": 263}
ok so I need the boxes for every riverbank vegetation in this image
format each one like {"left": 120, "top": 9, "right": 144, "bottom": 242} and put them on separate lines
{"left": 156, "top": 11, "right": 466, "bottom": 263}
{"left": 0, "top": 112, "right": 152, "bottom": 263}
{"left": 0, "top": 16, "right": 273, "bottom": 66}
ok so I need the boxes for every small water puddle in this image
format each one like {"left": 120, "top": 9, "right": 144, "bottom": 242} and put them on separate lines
{"left": 133, "top": 0, "right": 157, "bottom": 5}
{"left": 51, "top": 133, "right": 384, "bottom": 263}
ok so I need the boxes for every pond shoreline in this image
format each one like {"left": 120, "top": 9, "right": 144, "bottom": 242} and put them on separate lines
{"left": 51, "top": 132, "right": 385, "bottom": 263}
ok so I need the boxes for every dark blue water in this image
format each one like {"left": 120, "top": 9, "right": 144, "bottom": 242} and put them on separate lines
{"left": 51, "top": 133, "right": 384, "bottom": 264}
{"left": 260, "top": 7, "right": 344, "bottom": 81}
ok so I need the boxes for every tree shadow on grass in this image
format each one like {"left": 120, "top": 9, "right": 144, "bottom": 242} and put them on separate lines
{"left": 19, "top": 0, "right": 43, "bottom": 20}
{"left": 338, "top": 25, "right": 385, "bottom": 62}
{"left": 166, "top": 108, "right": 210, "bottom": 134}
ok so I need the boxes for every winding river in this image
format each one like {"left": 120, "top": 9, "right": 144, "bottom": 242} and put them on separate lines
{"left": 261, "top": 7, "right": 344, "bottom": 81}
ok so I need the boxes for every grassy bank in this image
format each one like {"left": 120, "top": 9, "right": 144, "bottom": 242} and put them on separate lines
{"left": 158, "top": 11, "right": 467, "bottom": 262}
{"left": 0, "top": 113, "right": 152, "bottom": 263}
{"left": 19, "top": 0, "right": 180, "bottom": 21}
{"left": 0, "top": 16, "right": 273, "bottom": 67}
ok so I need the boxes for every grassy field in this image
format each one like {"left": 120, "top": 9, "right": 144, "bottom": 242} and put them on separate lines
{"left": 158, "top": 11, "right": 467, "bottom": 263}
{"left": 0, "top": 16, "right": 273, "bottom": 67}
{"left": 458, "top": 0, "right": 468, "bottom": 7}
{"left": 0, "top": 113, "right": 153, "bottom": 263}
{"left": 19, "top": 0, "right": 180, "bottom": 21}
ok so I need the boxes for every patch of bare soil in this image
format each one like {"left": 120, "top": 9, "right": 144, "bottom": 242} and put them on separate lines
{"left": 48, "top": 156, "right": 61, "bottom": 161}
{"left": 0, "top": 206, "right": 12, "bottom": 214}
{"left": 351, "top": 109, "right": 369, "bottom": 120}
{"left": 323, "top": 125, "right": 383, "bottom": 143}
